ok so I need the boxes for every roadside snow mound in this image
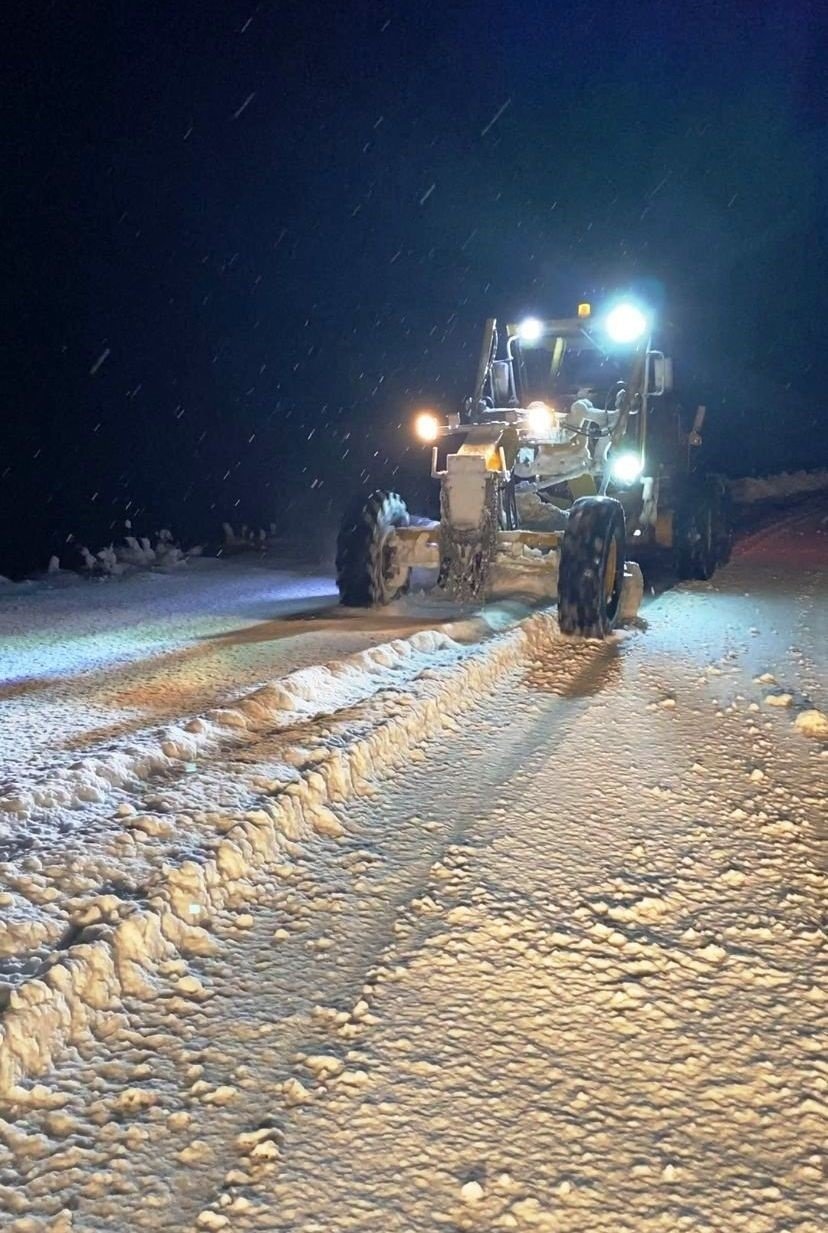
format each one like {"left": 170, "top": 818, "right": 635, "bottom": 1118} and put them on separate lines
{"left": 730, "top": 469, "right": 828, "bottom": 504}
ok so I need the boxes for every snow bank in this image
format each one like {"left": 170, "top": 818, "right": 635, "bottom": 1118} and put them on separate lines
{"left": 0, "top": 611, "right": 559, "bottom": 1098}
{"left": 730, "top": 468, "right": 828, "bottom": 504}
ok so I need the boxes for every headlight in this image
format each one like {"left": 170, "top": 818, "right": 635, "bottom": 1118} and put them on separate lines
{"left": 414, "top": 411, "right": 440, "bottom": 443}
{"left": 610, "top": 450, "right": 643, "bottom": 484}
{"left": 525, "top": 402, "right": 553, "bottom": 436}
{"left": 517, "top": 317, "right": 544, "bottom": 343}
{"left": 605, "top": 302, "right": 648, "bottom": 344}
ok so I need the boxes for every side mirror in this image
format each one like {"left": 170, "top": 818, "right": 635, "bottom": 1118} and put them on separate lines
{"left": 647, "top": 352, "right": 673, "bottom": 396}
{"left": 490, "top": 360, "right": 513, "bottom": 405}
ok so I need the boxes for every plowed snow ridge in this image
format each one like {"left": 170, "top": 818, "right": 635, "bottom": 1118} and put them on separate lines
{"left": 0, "top": 611, "right": 556, "bottom": 1098}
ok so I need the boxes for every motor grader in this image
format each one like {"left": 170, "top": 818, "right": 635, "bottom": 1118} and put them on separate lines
{"left": 336, "top": 299, "right": 731, "bottom": 637}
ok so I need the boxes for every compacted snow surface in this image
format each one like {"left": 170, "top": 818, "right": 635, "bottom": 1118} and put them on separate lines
{"left": 0, "top": 498, "right": 826, "bottom": 1232}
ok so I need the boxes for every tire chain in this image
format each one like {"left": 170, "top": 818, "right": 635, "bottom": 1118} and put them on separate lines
{"left": 437, "top": 474, "right": 500, "bottom": 602}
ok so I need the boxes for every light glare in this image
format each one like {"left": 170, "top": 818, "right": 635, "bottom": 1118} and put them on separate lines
{"left": 414, "top": 411, "right": 440, "bottom": 443}
{"left": 518, "top": 317, "right": 544, "bottom": 343}
{"left": 605, "top": 302, "right": 648, "bottom": 344}
{"left": 526, "top": 402, "right": 553, "bottom": 436}
{"left": 611, "top": 451, "right": 643, "bottom": 484}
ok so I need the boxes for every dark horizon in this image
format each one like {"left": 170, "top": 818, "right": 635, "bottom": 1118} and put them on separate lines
{"left": 2, "top": 0, "right": 826, "bottom": 577}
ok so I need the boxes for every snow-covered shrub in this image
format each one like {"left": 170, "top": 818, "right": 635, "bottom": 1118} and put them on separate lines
{"left": 76, "top": 530, "right": 193, "bottom": 576}
{"left": 221, "top": 522, "right": 269, "bottom": 553}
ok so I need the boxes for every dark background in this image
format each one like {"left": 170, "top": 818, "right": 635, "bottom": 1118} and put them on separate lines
{"left": 2, "top": 0, "right": 826, "bottom": 576}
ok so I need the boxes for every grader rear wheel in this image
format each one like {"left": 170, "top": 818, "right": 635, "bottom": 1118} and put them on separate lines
{"left": 675, "top": 478, "right": 732, "bottom": 581}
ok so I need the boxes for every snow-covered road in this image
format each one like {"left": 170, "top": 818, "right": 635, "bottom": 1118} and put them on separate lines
{"left": 1, "top": 498, "right": 826, "bottom": 1232}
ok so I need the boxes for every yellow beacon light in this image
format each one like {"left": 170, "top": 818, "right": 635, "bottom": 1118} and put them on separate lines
{"left": 577, "top": 302, "right": 591, "bottom": 318}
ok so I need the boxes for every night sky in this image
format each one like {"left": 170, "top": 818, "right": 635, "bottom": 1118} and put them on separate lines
{"left": 2, "top": 0, "right": 826, "bottom": 576}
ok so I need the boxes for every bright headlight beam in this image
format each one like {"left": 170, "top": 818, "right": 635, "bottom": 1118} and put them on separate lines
{"left": 526, "top": 402, "right": 553, "bottom": 436}
{"left": 610, "top": 451, "right": 644, "bottom": 484}
{"left": 414, "top": 411, "right": 440, "bottom": 443}
{"left": 517, "top": 317, "right": 544, "bottom": 343}
{"left": 605, "top": 302, "right": 648, "bottom": 344}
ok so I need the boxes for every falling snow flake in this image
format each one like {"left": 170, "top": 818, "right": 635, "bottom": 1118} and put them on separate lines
{"left": 89, "top": 348, "right": 111, "bottom": 375}
{"left": 480, "top": 97, "right": 511, "bottom": 137}
{"left": 232, "top": 93, "right": 256, "bottom": 120}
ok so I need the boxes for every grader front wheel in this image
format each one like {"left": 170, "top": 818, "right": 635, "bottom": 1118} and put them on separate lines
{"left": 335, "top": 490, "right": 411, "bottom": 607}
{"left": 558, "top": 496, "right": 626, "bottom": 638}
